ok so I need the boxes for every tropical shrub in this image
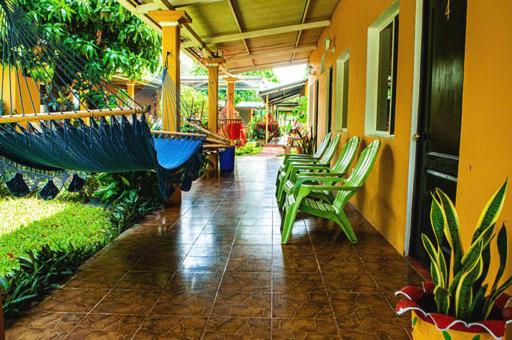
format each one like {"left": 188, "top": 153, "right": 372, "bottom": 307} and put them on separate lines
{"left": 0, "top": 245, "right": 99, "bottom": 316}
{"left": 422, "top": 180, "right": 511, "bottom": 321}
{"left": 296, "top": 128, "right": 317, "bottom": 155}
{"left": 235, "top": 142, "right": 263, "bottom": 156}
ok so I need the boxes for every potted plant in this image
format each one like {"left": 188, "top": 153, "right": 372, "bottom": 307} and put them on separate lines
{"left": 396, "top": 180, "right": 512, "bottom": 339}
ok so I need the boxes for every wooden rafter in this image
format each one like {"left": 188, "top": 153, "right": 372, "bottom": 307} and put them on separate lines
{"left": 226, "top": 45, "right": 316, "bottom": 62}
{"left": 230, "top": 58, "right": 309, "bottom": 74}
{"left": 181, "top": 20, "right": 330, "bottom": 48}
{"left": 291, "top": 0, "right": 311, "bottom": 62}
{"left": 226, "top": 0, "right": 254, "bottom": 67}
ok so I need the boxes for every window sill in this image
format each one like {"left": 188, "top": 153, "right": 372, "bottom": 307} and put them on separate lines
{"left": 365, "top": 132, "right": 395, "bottom": 140}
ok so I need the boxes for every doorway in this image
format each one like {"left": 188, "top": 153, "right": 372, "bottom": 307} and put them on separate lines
{"left": 409, "top": 0, "right": 467, "bottom": 264}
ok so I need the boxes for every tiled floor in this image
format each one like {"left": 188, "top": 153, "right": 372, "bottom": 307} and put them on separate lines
{"left": 6, "top": 149, "right": 423, "bottom": 339}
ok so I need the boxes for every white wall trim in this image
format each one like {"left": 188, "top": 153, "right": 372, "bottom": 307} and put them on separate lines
{"left": 364, "top": 1, "right": 400, "bottom": 136}
{"left": 404, "top": 0, "right": 424, "bottom": 255}
{"left": 334, "top": 49, "right": 350, "bottom": 131}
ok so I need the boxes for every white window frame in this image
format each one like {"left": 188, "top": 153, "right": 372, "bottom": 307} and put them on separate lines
{"left": 364, "top": 1, "right": 400, "bottom": 138}
{"left": 335, "top": 50, "right": 350, "bottom": 132}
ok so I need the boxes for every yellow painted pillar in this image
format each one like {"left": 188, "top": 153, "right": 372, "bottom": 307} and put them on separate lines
{"left": 126, "top": 83, "right": 136, "bottom": 99}
{"left": 148, "top": 10, "right": 191, "bottom": 204}
{"left": 265, "top": 95, "right": 269, "bottom": 144}
{"left": 148, "top": 10, "right": 191, "bottom": 131}
{"left": 204, "top": 57, "right": 223, "bottom": 171}
{"left": 224, "top": 77, "right": 238, "bottom": 119}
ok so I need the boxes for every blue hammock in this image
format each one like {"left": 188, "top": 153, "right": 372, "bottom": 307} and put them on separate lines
{"left": 0, "top": 114, "right": 205, "bottom": 199}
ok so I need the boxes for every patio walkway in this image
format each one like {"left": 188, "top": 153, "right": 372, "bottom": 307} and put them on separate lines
{"left": 6, "top": 149, "right": 423, "bottom": 339}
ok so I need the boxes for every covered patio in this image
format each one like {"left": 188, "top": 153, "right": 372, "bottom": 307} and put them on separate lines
{"left": 6, "top": 152, "right": 421, "bottom": 339}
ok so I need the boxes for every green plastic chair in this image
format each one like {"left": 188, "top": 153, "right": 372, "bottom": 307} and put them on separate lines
{"left": 277, "top": 136, "right": 360, "bottom": 207}
{"left": 280, "top": 140, "right": 381, "bottom": 244}
{"left": 276, "top": 132, "right": 332, "bottom": 183}
{"left": 275, "top": 134, "right": 341, "bottom": 199}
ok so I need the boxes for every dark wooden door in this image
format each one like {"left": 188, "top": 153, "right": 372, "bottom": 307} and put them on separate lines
{"left": 410, "top": 0, "right": 467, "bottom": 264}
{"left": 314, "top": 79, "right": 319, "bottom": 142}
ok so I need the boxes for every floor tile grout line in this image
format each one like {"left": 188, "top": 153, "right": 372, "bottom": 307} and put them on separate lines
{"left": 129, "top": 198, "right": 223, "bottom": 340}
{"left": 306, "top": 220, "right": 343, "bottom": 339}
{"left": 199, "top": 201, "right": 246, "bottom": 339}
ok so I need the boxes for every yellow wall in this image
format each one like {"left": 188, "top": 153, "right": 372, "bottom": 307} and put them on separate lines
{"left": 456, "top": 0, "right": 512, "bottom": 285}
{"left": 308, "top": 0, "right": 417, "bottom": 253}
{"left": 308, "top": 0, "right": 512, "bottom": 284}
{"left": 1, "top": 68, "right": 40, "bottom": 115}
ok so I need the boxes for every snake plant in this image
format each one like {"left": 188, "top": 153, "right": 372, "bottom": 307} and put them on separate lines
{"left": 423, "top": 179, "right": 511, "bottom": 322}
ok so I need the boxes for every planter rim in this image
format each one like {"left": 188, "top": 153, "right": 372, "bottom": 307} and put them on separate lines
{"left": 395, "top": 281, "right": 511, "bottom": 340}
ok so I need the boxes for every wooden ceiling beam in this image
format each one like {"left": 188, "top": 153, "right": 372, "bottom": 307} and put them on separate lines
{"left": 230, "top": 58, "right": 308, "bottom": 74}
{"left": 226, "top": 0, "right": 254, "bottom": 67}
{"left": 181, "top": 20, "right": 330, "bottom": 48}
{"left": 291, "top": 0, "right": 311, "bottom": 62}
{"left": 226, "top": 45, "right": 316, "bottom": 62}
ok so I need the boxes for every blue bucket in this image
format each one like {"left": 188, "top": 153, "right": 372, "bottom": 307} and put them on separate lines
{"left": 219, "top": 147, "right": 235, "bottom": 172}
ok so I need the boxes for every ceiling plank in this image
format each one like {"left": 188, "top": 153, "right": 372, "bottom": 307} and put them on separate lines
{"left": 226, "top": 0, "right": 254, "bottom": 67}
{"left": 230, "top": 59, "right": 309, "bottom": 74}
{"left": 171, "top": 0, "right": 223, "bottom": 7}
{"left": 135, "top": 2, "right": 166, "bottom": 13}
{"left": 291, "top": 0, "right": 311, "bottom": 62}
{"left": 226, "top": 45, "right": 316, "bottom": 62}
{"left": 181, "top": 20, "right": 330, "bottom": 47}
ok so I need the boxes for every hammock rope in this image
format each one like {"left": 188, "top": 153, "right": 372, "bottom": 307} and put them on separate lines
{"left": 0, "top": 0, "right": 202, "bottom": 200}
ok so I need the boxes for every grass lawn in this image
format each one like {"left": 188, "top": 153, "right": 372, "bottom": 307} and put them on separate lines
{"left": 0, "top": 197, "right": 112, "bottom": 276}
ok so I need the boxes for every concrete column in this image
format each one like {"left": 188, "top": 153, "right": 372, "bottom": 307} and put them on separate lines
{"left": 126, "top": 83, "right": 136, "bottom": 99}
{"left": 224, "top": 77, "right": 238, "bottom": 119}
{"left": 265, "top": 95, "right": 269, "bottom": 144}
{"left": 148, "top": 10, "right": 191, "bottom": 204}
{"left": 148, "top": 10, "right": 191, "bottom": 131}
{"left": 204, "top": 57, "right": 224, "bottom": 171}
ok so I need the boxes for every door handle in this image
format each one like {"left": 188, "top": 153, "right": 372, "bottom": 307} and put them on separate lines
{"left": 413, "top": 132, "right": 427, "bottom": 141}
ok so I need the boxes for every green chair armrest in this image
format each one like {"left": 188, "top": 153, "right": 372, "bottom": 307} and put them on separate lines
{"left": 293, "top": 164, "right": 330, "bottom": 171}
{"left": 302, "top": 184, "right": 361, "bottom": 192}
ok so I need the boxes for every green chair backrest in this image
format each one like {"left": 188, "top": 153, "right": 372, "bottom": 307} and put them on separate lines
{"left": 333, "top": 139, "right": 381, "bottom": 212}
{"left": 318, "top": 133, "right": 341, "bottom": 164}
{"left": 313, "top": 132, "right": 332, "bottom": 158}
{"left": 332, "top": 136, "right": 360, "bottom": 175}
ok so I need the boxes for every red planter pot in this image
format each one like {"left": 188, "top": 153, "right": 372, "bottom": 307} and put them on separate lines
{"left": 395, "top": 281, "right": 511, "bottom": 339}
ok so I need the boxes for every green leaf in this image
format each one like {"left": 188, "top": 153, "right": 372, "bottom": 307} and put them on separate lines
{"left": 442, "top": 331, "right": 452, "bottom": 340}
{"left": 434, "top": 285, "right": 450, "bottom": 315}
{"left": 455, "top": 256, "right": 484, "bottom": 320}
{"left": 490, "top": 224, "right": 508, "bottom": 294}
{"left": 430, "top": 195, "right": 446, "bottom": 247}
{"left": 436, "top": 188, "right": 464, "bottom": 274}
{"left": 472, "top": 180, "right": 508, "bottom": 243}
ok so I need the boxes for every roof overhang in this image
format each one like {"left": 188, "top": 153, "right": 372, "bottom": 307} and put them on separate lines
{"left": 115, "top": 0, "right": 339, "bottom": 74}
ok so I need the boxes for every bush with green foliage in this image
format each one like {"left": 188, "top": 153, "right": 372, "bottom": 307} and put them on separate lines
{"left": 235, "top": 142, "right": 263, "bottom": 156}
{"left": 421, "top": 180, "right": 511, "bottom": 321}
{"left": 17, "top": 0, "right": 160, "bottom": 81}
{"left": 0, "top": 170, "right": 164, "bottom": 318}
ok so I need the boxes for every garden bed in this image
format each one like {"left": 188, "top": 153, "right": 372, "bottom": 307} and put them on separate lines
{"left": 0, "top": 198, "right": 112, "bottom": 276}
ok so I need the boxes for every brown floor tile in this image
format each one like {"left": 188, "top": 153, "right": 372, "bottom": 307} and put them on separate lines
{"left": 67, "top": 314, "right": 144, "bottom": 339}
{"left": 6, "top": 312, "right": 82, "bottom": 340}
{"left": 92, "top": 289, "right": 160, "bottom": 315}
{"left": 211, "top": 291, "right": 271, "bottom": 318}
{"left": 115, "top": 271, "right": 173, "bottom": 290}
{"left": 272, "top": 318, "right": 339, "bottom": 339}
{"left": 322, "top": 266, "right": 379, "bottom": 293}
{"left": 38, "top": 288, "right": 108, "bottom": 313}
{"left": 219, "top": 272, "right": 271, "bottom": 292}
{"left": 272, "top": 290, "right": 333, "bottom": 319}
{"left": 133, "top": 253, "right": 183, "bottom": 272}
{"left": 65, "top": 270, "right": 127, "bottom": 289}
{"left": 167, "top": 270, "right": 223, "bottom": 291}
{"left": 151, "top": 291, "right": 216, "bottom": 316}
{"left": 272, "top": 273, "right": 324, "bottom": 293}
{"left": 235, "top": 232, "right": 274, "bottom": 245}
{"left": 203, "top": 318, "right": 271, "bottom": 339}
{"left": 180, "top": 256, "right": 228, "bottom": 271}
{"left": 272, "top": 255, "right": 319, "bottom": 273}
{"left": 134, "top": 316, "right": 207, "bottom": 339}
{"left": 226, "top": 254, "right": 273, "bottom": 272}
